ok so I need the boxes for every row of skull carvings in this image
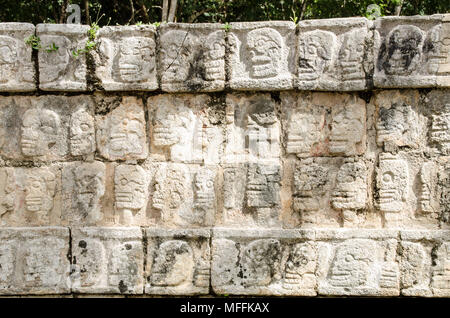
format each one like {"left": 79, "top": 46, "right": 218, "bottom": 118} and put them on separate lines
{"left": 0, "top": 153, "right": 448, "bottom": 228}
{"left": 0, "top": 90, "right": 449, "bottom": 162}
{"left": 0, "top": 227, "right": 448, "bottom": 296}
{"left": 0, "top": 15, "right": 449, "bottom": 92}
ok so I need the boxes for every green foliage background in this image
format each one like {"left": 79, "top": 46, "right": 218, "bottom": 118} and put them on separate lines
{"left": 0, "top": 0, "right": 448, "bottom": 25}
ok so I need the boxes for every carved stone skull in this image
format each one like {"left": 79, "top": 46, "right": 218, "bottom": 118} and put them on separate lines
{"left": 21, "top": 109, "right": 60, "bottom": 157}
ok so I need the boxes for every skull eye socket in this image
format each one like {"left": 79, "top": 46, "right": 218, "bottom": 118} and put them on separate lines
{"left": 40, "top": 125, "right": 55, "bottom": 134}
{"left": 382, "top": 172, "right": 394, "bottom": 184}
{"left": 80, "top": 123, "right": 90, "bottom": 132}
{"left": 0, "top": 46, "right": 14, "bottom": 63}
{"left": 31, "top": 181, "right": 41, "bottom": 189}
{"left": 344, "top": 254, "right": 354, "bottom": 262}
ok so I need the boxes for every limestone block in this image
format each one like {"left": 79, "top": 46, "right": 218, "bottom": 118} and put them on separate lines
{"left": 94, "top": 25, "right": 157, "bottom": 91}
{"left": 296, "top": 18, "right": 373, "bottom": 91}
{"left": 148, "top": 94, "right": 224, "bottom": 164}
{"left": 37, "top": 24, "right": 89, "bottom": 91}
{"left": 96, "top": 96, "right": 148, "bottom": 160}
{"left": 0, "top": 227, "right": 70, "bottom": 295}
{"left": 0, "top": 23, "right": 36, "bottom": 92}
{"left": 399, "top": 230, "right": 450, "bottom": 297}
{"left": 211, "top": 228, "right": 317, "bottom": 296}
{"left": 376, "top": 153, "right": 409, "bottom": 226}
{"left": 148, "top": 162, "right": 217, "bottom": 227}
{"left": 426, "top": 90, "right": 450, "bottom": 155}
{"left": 290, "top": 157, "right": 362, "bottom": 228}
{"left": 418, "top": 161, "right": 439, "bottom": 215}
{"left": 438, "top": 162, "right": 450, "bottom": 225}
{"left": 71, "top": 227, "right": 144, "bottom": 294}
{"left": 331, "top": 158, "right": 368, "bottom": 227}
{"left": 0, "top": 95, "right": 95, "bottom": 161}
{"left": 316, "top": 229, "right": 400, "bottom": 296}
{"left": 0, "top": 166, "right": 61, "bottom": 227}
{"left": 281, "top": 92, "right": 366, "bottom": 157}
{"left": 62, "top": 161, "right": 106, "bottom": 226}
{"left": 229, "top": 21, "right": 296, "bottom": 90}
{"left": 373, "top": 90, "right": 426, "bottom": 151}
{"left": 224, "top": 93, "right": 281, "bottom": 164}
{"left": 374, "top": 15, "right": 450, "bottom": 88}
{"left": 374, "top": 151, "right": 443, "bottom": 229}
{"left": 114, "top": 164, "right": 149, "bottom": 226}
{"left": 145, "top": 228, "right": 210, "bottom": 295}
{"left": 159, "top": 23, "right": 225, "bottom": 92}
{"left": 221, "top": 162, "right": 281, "bottom": 228}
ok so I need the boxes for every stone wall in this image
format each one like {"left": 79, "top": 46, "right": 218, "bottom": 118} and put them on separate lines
{"left": 0, "top": 15, "right": 449, "bottom": 297}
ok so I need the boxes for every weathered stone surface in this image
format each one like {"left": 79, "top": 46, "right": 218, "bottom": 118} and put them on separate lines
{"left": 225, "top": 93, "right": 281, "bottom": 164}
{"left": 94, "top": 25, "right": 157, "bottom": 91}
{"left": 374, "top": 15, "right": 450, "bottom": 88}
{"left": 373, "top": 90, "right": 426, "bottom": 151}
{"left": 0, "top": 227, "right": 70, "bottom": 295}
{"left": 399, "top": 230, "right": 450, "bottom": 297}
{"left": 62, "top": 161, "right": 106, "bottom": 226}
{"left": 374, "top": 151, "right": 445, "bottom": 229}
{"left": 96, "top": 96, "right": 148, "bottom": 161}
{"left": 211, "top": 228, "right": 316, "bottom": 296}
{"left": 281, "top": 92, "right": 366, "bottom": 157}
{"left": 71, "top": 227, "right": 144, "bottom": 294}
{"left": 296, "top": 18, "right": 373, "bottom": 91}
{"left": 229, "top": 21, "right": 296, "bottom": 90}
{"left": 221, "top": 162, "right": 282, "bottom": 228}
{"left": 0, "top": 23, "right": 35, "bottom": 92}
{"left": 0, "top": 95, "right": 95, "bottom": 162}
{"left": 114, "top": 164, "right": 149, "bottom": 226}
{"left": 159, "top": 23, "right": 225, "bottom": 92}
{"left": 0, "top": 166, "right": 61, "bottom": 227}
{"left": 145, "top": 228, "right": 210, "bottom": 295}
{"left": 0, "top": 17, "right": 448, "bottom": 298}
{"left": 426, "top": 89, "right": 450, "bottom": 156}
{"left": 148, "top": 94, "right": 224, "bottom": 164}
{"left": 147, "top": 162, "right": 217, "bottom": 228}
{"left": 316, "top": 229, "right": 399, "bottom": 296}
{"left": 37, "top": 24, "right": 89, "bottom": 91}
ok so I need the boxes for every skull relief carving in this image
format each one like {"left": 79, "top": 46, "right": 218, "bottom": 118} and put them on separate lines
{"left": 286, "top": 111, "right": 323, "bottom": 156}
{"left": 376, "top": 154, "right": 409, "bottom": 213}
{"left": 194, "top": 168, "right": 215, "bottom": 211}
{"left": 114, "top": 165, "right": 146, "bottom": 224}
{"left": 382, "top": 25, "right": 424, "bottom": 75}
{"left": 298, "top": 30, "right": 336, "bottom": 80}
{"left": 70, "top": 109, "right": 95, "bottom": 156}
{"left": 332, "top": 160, "right": 367, "bottom": 211}
{"left": 328, "top": 240, "right": 375, "bottom": 288}
{"left": 338, "top": 29, "right": 367, "bottom": 81}
{"left": 152, "top": 165, "right": 187, "bottom": 215}
{"left": 109, "top": 105, "right": 145, "bottom": 158}
{"left": 150, "top": 240, "right": 194, "bottom": 287}
{"left": 203, "top": 31, "right": 226, "bottom": 81}
{"left": 246, "top": 164, "right": 281, "bottom": 208}
{"left": 160, "top": 30, "right": 198, "bottom": 83}
{"left": 242, "top": 239, "right": 281, "bottom": 287}
{"left": 24, "top": 169, "right": 56, "bottom": 222}
{"left": 73, "top": 163, "right": 105, "bottom": 223}
{"left": 21, "top": 108, "right": 60, "bottom": 157}
{"left": 283, "top": 242, "right": 317, "bottom": 290}
{"left": 114, "top": 37, "right": 156, "bottom": 83}
{"left": 329, "top": 103, "right": 365, "bottom": 155}
{"left": 246, "top": 28, "right": 283, "bottom": 79}
{"left": 293, "top": 162, "right": 329, "bottom": 212}
{"left": 0, "top": 36, "right": 20, "bottom": 84}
